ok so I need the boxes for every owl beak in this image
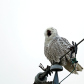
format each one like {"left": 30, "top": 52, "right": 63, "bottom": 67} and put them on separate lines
{"left": 47, "top": 30, "right": 51, "bottom": 37}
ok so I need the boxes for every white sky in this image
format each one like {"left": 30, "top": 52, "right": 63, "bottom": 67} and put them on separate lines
{"left": 0, "top": 0, "right": 84, "bottom": 84}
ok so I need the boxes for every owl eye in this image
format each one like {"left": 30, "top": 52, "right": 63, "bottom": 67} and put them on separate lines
{"left": 47, "top": 30, "right": 52, "bottom": 36}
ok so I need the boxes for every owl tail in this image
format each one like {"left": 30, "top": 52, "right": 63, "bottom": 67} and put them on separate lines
{"left": 64, "top": 61, "right": 83, "bottom": 74}
{"left": 76, "top": 63, "right": 83, "bottom": 71}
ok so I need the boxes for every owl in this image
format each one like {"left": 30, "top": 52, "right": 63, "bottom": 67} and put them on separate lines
{"left": 44, "top": 27, "right": 83, "bottom": 74}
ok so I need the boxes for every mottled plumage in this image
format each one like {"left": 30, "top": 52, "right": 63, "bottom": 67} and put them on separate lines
{"left": 44, "top": 27, "right": 83, "bottom": 74}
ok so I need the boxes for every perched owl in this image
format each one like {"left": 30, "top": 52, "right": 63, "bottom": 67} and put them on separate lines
{"left": 44, "top": 27, "right": 83, "bottom": 74}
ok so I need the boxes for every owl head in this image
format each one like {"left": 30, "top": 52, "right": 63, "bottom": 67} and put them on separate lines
{"left": 44, "top": 27, "right": 59, "bottom": 41}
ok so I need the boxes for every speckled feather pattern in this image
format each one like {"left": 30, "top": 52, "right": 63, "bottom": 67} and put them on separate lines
{"left": 44, "top": 27, "right": 83, "bottom": 74}
{"left": 44, "top": 36, "right": 72, "bottom": 66}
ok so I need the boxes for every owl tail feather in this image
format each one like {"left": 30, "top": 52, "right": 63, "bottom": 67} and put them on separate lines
{"left": 73, "top": 63, "right": 83, "bottom": 74}
{"left": 64, "top": 61, "right": 83, "bottom": 74}
{"left": 77, "top": 63, "right": 83, "bottom": 71}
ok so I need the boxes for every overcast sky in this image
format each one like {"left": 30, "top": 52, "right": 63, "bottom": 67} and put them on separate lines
{"left": 0, "top": 0, "right": 84, "bottom": 84}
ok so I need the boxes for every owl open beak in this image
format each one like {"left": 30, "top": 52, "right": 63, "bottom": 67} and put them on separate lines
{"left": 47, "top": 30, "right": 51, "bottom": 36}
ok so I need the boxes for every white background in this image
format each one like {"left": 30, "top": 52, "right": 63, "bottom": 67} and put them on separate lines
{"left": 0, "top": 0, "right": 84, "bottom": 84}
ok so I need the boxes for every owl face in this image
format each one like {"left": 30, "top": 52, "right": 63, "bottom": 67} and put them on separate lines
{"left": 44, "top": 27, "right": 58, "bottom": 39}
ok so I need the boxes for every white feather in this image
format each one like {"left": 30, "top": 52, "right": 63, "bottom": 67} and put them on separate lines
{"left": 44, "top": 27, "right": 83, "bottom": 74}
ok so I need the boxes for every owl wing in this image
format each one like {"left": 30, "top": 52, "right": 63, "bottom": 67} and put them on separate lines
{"left": 48, "top": 37, "right": 73, "bottom": 65}
{"left": 59, "top": 37, "right": 76, "bottom": 60}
